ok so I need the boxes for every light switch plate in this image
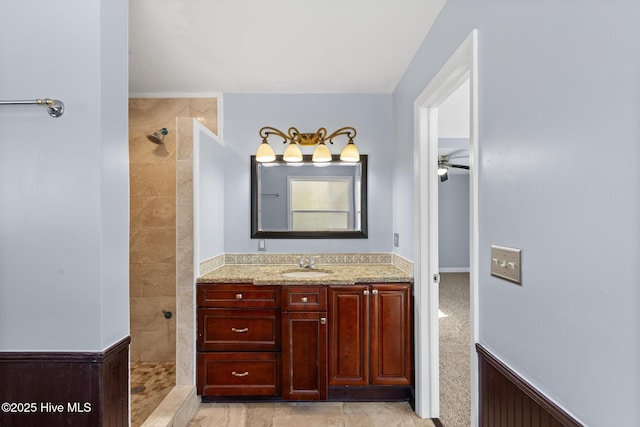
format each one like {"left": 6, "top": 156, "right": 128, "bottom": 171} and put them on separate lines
{"left": 490, "top": 245, "right": 522, "bottom": 284}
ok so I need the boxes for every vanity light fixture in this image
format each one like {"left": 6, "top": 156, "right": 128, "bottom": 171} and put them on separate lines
{"left": 256, "top": 126, "right": 360, "bottom": 163}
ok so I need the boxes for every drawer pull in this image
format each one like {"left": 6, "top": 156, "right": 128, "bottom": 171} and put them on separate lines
{"left": 371, "top": 289, "right": 379, "bottom": 295}
{"left": 231, "top": 371, "right": 249, "bottom": 377}
{"left": 301, "top": 297, "right": 308, "bottom": 303}
{"left": 231, "top": 327, "right": 249, "bottom": 333}
{"left": 235, "top": 293, "right": 243, "bottom": 300}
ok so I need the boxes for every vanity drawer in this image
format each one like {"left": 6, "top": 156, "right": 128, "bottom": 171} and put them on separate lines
{"left": 198, "top": 308, "right": 281, "bottom": 351}
{"left": 198, "top": 284, "right": 280, "bottom": 308}
{"left": 282, "top": 286, "right": 327, "bottom": 311}
{"left": 197, "top": 352, "right": 281, "bottom": 396}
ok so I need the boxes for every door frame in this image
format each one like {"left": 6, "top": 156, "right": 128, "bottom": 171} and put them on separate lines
{"left": 413, "top": 30, "right": 479, "bottom": 423}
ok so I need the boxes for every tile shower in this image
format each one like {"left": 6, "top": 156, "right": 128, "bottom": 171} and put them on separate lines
{"left": 128, "top": 98, "right": 219, "bottom": 425}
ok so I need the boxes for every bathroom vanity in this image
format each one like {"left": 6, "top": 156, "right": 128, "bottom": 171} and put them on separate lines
{"left": 196, "top": 263, "right": 413, "bottom": 403}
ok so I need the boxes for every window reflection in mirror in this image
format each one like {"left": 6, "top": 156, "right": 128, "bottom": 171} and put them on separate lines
{"left": 251, "top": 155, "right": 368, "bottom": 238}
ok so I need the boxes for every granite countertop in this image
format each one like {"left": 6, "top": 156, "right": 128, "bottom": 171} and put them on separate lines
{"left": 197, "top": 263, "right": 413, "bottom": 286}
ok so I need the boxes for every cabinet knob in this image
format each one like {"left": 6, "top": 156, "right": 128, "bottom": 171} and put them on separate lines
{"left": 231, "top": 371, "right": 249, "bottom": 377}
{"left": 320, "top": 317, "right": 327, "bottom": 325}
{"left": 363, "top": 290, "right": 369, "bottom": 295}
{"left": 231, "top": 327, "right": 249, "bottom": 333}
{"left": 371, "top": 289, "right": 379, "bottom": 295}
{"left": 235, "top": 293, "right": 243, "bottom": 300}
{"left": 301, "top": 297, "right": 308, "bottom": 303}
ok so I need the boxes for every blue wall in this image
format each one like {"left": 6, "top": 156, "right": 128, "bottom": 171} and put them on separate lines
{"left": 197, "top": 123, "right": 225, "bottom": 264}
{"left": 438, "top": 174, "right": 470, "bottom": 271}
{"left": 222, "top": 94, "right": 393, "bottom": 254}
{"left": 1, "top": 0, "right": 129, "bottom": 351}
{"left": 392, "top": 0, "right": 640, "bottom": 425}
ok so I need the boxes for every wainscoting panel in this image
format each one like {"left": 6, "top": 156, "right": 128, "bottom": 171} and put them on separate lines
{"left": 477, "top": 344, "right": 583, "bottom": 427}
{"left": 0, "top": 337, "right": 130, "bottom": 427}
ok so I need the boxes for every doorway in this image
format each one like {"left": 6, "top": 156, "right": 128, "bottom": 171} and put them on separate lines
{"left": 437, "top": 78, "right": 471, "bottom": 426}
{"left": 413, "top": 30, "right": 478, "bottom": 424}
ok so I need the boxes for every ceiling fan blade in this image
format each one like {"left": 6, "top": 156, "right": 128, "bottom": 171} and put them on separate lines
{"left": 448, "top": 163, "right": 469, "bottom": 170}
{"left": 445, "top": 148, "right": 468, "bottom": 158}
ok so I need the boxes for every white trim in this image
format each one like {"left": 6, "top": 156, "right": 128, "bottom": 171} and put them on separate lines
{"left": 413, "top": 30, "right": 479, "bottom": 423}
{"left": 439, "top": 267, "right": 470, "bottom": 273}
{"left": 128, "top": 91, "right": 224, "bottom": 98}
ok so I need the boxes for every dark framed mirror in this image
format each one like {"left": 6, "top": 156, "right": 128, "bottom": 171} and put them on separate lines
{"left": 251, "top": 155, "right": 368, "bottom": 238}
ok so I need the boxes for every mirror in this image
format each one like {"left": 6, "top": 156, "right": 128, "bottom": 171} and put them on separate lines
{"left": 251, "top": 155, "right": 368, "bottom": 238}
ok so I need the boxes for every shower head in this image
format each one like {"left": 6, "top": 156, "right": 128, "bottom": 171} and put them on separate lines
{"left": 147, "top": 128, "right": 168, "bottom": 144}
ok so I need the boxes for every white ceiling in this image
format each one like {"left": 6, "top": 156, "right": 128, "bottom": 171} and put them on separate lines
{"left": 128, "top": 0, "right": 447, "bottom": 95}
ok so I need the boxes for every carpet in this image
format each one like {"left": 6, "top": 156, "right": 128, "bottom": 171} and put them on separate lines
{"left": 439, "top": 272, "right": 471, "bottom": 426}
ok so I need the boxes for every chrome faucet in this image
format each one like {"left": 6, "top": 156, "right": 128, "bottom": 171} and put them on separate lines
{"left": 298, "top": 256, "right": 317, "bottom": 269}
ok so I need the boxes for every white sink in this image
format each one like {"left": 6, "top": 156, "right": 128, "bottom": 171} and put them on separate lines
{"left": 281, "top": 270, "right": 332, "bottom": 278}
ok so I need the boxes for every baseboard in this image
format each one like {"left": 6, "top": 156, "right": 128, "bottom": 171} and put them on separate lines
{"left": 476, "top": 344, "right": 583, "bottom": 427}
{"left": 439, "top": 268, "right": 470, "bottom": 273}
{"left": 328, "top": 386, "right": 413, "bottom": 401}
{"left": 0, "top": 337, "right": 130, "bottom": 427}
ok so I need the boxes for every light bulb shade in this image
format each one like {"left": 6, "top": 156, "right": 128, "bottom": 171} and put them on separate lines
{"left": 437, "top": 167, "right": 448, "bottom": 176}
{"left": 283, "top": 142, "right": 303, "bottom": 162}
{"left": 312, "top": 142, "right": 332, "bottom": 162}
{"left": 340, "top": 141, "right": 360, "bottom": 162}
{"left": 256, "top": 141, "right": 276, "bottom": 162}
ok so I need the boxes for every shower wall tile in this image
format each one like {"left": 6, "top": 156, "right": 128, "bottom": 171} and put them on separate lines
{"left": 176, "top": 160, "right": 193, "bottom": 203}
{"left": 130, "top": 262, "right": 176, "bottom": 298}
{"left": 176, "top": 242, "right": 194, "bottom": 290}
{"left": 130, "top": 196, "right": 176, "bottom": 230}
{"left": 130, "top": 163, "right": 176, "bottom": 197}
{"left": 130, "top": 294, "right": 176, "bottom": 362}
{"left": 129, "top": 98, "right": 218, "bottom": 366}
{"left": 188, "top": 98, "right": 218, "bottom": 133}
{"left": 177, "top": 117, "right": 194, "bottom": 160}
{"left": 130, "top": 229, "right": 176, "bottom": 264}
{"left": 129, "top": 133, "right": 176, "bottom": 164}
{"left": 129, "top": 98, "right": 188, "bottom": 164}
{"left": 129, "top": 98, "right": 191, "bottom": 128}
{"left": 176, "top": 118, "right": 195, "bottom": 386}
{"left": 177, "top": 203, "right": 194, "bottom": 248}
{"left": 130, "top": 296, "right": 176, "bottom": 331}
{"left": 138, "top": 328, "right": 176, "bottom": 362}
{"left": 176, "top": 267, "right": 194, "bottom": 385}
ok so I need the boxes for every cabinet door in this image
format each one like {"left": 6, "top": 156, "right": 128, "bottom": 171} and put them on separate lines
{"left": 282, "top": 311, "right": 327, "bottom": 400}
{"left": 370, "top": 284, "right": 412, "bottom": 385}
{"left": 328, "top": 285, "right": 369, "bottom": 386}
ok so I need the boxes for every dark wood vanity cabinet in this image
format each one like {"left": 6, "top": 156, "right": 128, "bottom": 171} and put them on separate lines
{"left": 197, "top": 284, "right": 281, "bottom": 397}
{"left": 197, "top": 282, "right": 412, "bottom": 401}
{"left": 281, "top": 286, "right": 328, "bottom": 400}
{"left": 328, "top": 283, "right": 412, "bottom": 396}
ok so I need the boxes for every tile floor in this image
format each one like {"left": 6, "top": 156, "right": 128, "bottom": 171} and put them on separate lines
{"left": 187, "top": 401, "right": 436, "bottom": 427}
{"left": 130, "top": 361, "right": 176, "bottom": 427}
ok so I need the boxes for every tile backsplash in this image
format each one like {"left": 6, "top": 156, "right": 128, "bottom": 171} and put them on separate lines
{"left": 199, "top": 252, "right": 413, "bottom": 276}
